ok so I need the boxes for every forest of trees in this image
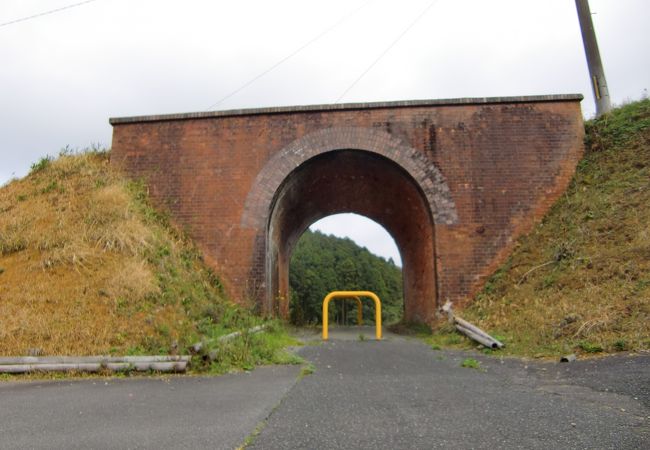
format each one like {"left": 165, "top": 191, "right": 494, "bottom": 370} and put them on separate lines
{"left": 289, "top": 230, "right": 404, "bottom": 325}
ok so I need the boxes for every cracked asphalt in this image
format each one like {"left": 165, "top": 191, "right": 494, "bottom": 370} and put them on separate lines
{"left": 1, "top": 329, "right": 648, "bottom": 449}
{"left": 250, "top": 330, "right": 649, "bottom": 449}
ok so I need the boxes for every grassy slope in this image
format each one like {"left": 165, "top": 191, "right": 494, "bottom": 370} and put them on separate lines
{"left": 0, "top": 150, "right": 298, "bottom": 372}
{"left": 429, "top": 99, "right": 650, "bottom": 357}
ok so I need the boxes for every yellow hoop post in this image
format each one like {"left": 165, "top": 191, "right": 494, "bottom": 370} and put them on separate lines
{"left": 322, "top": 291, "right": 381, "bottom": 341}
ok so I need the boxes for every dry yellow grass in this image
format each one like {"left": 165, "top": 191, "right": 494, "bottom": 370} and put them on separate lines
{"left": 0, "top": 151, "right": 224, "bottom": 356}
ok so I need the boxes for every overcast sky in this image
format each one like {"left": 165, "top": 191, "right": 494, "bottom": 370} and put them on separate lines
{"left": 1, "top": 0, "right": 648, "bottom": 263}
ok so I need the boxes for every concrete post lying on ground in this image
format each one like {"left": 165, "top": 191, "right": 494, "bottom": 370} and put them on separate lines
{"left": 1, "top": 324, "right": 270, "bottom": 374}
{"left": 0, "top": 355, "right": 190, "bottom": 365}
{"left": 441, "top": 301, "right": 504, "bottom": 349}
{"left": 0, "top": 355, "right": 191, "bottom": 374}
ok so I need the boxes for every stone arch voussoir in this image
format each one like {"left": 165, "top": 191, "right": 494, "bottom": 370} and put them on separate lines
{"left": 241, "top": 127, "right": 458, "bottom": 229}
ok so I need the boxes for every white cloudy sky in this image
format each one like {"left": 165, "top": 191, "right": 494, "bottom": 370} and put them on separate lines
{"left": 1, "top": 0, "right": 648, "bottom": 264}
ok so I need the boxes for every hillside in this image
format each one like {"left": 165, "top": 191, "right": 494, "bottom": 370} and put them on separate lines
{"left": 0, "top": 150, "right": 296, "bottom": 371}
{"left": 430, "top": 99, "right": 650, "bottom": 357}
{"left": 290, "top": 230, "right": 403, "bottom": 325}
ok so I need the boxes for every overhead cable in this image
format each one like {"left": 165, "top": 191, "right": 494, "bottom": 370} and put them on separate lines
{"left": 0, "top": 0, "right": 101, "bottom": 29}
{"left": 206, "top": 0, "right": 375, "bottom": 111}
{"left": 335, "top": 0, "right": 438, "bottom": 103}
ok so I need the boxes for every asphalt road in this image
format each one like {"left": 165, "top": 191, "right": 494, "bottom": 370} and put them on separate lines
{"left": 1, "top": 330, "right": 648, "bottom": 449}
{"left": 0, "top": 366, "right": 300, "bottom": 450}
{"left": 249, "top": 330, "right": 649, "bottom": 450}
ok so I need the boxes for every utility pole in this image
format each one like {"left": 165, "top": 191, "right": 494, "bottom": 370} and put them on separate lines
{"left": 575, "top": 0, "right": 611, "bottom": 116}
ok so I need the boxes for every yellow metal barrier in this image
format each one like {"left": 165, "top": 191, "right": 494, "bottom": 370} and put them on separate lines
{"left": 322, "top": 291, "right": 382, "bottom": 341}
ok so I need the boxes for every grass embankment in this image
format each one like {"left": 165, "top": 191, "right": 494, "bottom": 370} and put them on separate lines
{"left": 428, "top": 99, "right": 650, "bottom": 358}
{"left": 0, "top": 150, "right": 299, "bottom": 373}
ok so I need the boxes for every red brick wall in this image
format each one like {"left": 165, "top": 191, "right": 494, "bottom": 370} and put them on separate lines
{"left": 110, "top": 96, "right": 584, "bottom": 323}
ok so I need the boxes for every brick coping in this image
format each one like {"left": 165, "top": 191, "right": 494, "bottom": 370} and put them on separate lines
{"left": 109, "top": 94, "right": 583, "bottom": 125}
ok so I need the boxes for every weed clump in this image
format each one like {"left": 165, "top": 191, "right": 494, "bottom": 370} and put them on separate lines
{"left": 29, "top": 155, "right": 51, "bottom": 174}
{"left": 461, "top": 358, "right": 482, "bottom": 370}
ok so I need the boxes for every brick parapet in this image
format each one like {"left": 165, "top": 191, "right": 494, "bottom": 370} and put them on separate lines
{"left": 109, "top": 94, "right": 583, "bottom": 125}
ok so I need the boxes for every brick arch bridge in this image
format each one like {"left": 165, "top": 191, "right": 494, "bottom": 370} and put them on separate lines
{"left": 110, "top": 95, "right": 584, "bottom": 324}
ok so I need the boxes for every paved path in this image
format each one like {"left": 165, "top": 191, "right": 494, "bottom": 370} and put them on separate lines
{"left": 250, "top": 333, "right": 649, "bottom": 449}
{"left": 1, "top": 331, "right": 648, "bottom": 449}
{"left": 0, "top": 366, "right": 300, "bottom": 450}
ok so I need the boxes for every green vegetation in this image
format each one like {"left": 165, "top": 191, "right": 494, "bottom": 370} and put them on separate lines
{"left": 205, "top": 323, "right": 303, "bottom": 374}
{"left": 577, "top": 341, "right": 604, "bottom": 353}
{"left": 29, "top": 155, "right": 51, "bottom": 174}
{"left": 298, "top": 363, "right": 316, "bottom": 379}
{"left": 431, "top": 99, "right": 649, "bottom": 358}
{"left": 237, "top": 420, "right": 267, "bottom": 449}
{"left": 289, "top": 229, "right": 403, "bottom": 325}
{"left": 0, "top": 148, "right": 296, "bottom": 373}
{"left": 426, "top": 323, "right": 467, "bottom": 351}
{"left": 461, "top": 358, "right": 481, "bottom": 370}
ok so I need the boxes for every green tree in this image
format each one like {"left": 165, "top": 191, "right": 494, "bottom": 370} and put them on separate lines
{"left": 289, "top": 230, "right": 403, "bottom": 325}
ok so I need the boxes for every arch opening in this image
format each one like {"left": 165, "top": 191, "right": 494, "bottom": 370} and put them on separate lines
{"left": 289, "top": 215, "right": 404, "bottom": 326}
{"left": 311, "top": 213, "right": 402, "bottom": 267}
{"left": 266, "top": 149, "right": 438, "bottom": 325}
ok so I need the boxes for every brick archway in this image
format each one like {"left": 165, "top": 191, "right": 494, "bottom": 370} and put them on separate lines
{"left": 242, "top": 127, "right": 457, "bottom": 323}
{"left": 110, "top": 95, "right": 584, "bottom": 323}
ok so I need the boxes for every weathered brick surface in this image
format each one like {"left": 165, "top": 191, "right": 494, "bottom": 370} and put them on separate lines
{"left": 110, "top": 96, "right": 584, "bottom": 323}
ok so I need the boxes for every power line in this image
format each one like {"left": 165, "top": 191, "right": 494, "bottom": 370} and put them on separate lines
{"left": 206, "top": 0, "right": 374, "bottom": 111}
{"left": 335, "top": 0, "right": 438, "bottom": 103}
{"left": 0, "top": 0, "right": 101, "bottom": 28}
